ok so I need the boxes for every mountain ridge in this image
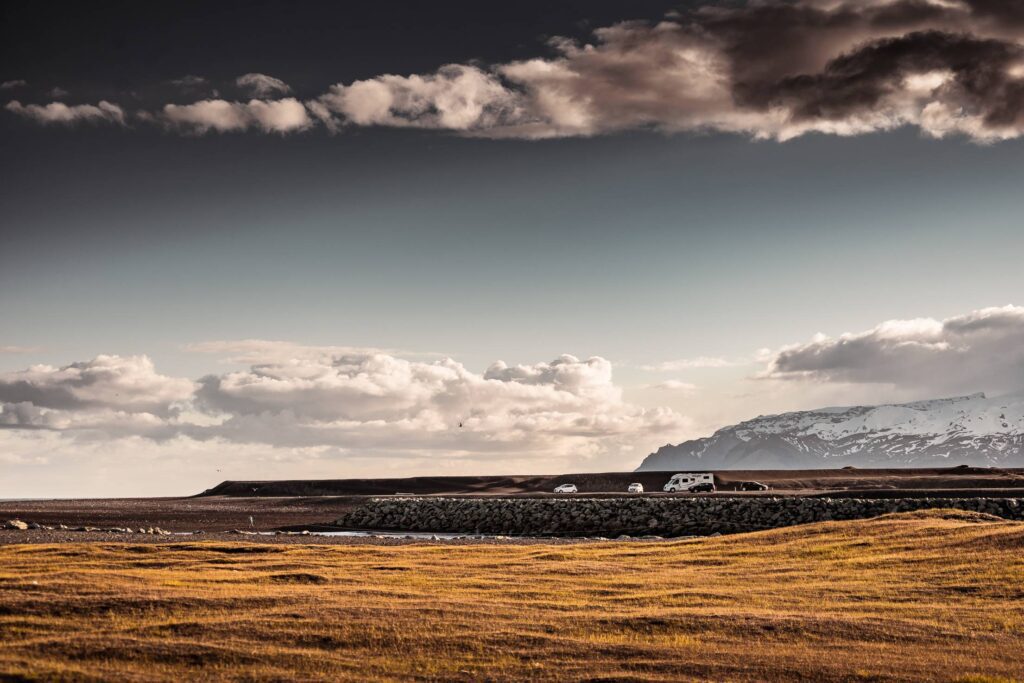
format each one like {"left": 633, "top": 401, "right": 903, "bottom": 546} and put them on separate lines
{"left": 637, "top": 392, "right": 1024, "bottom": 471}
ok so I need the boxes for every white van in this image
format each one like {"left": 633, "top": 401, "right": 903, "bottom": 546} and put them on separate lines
{"left": 663, "top": 472, "right": 714, "bottom": 492}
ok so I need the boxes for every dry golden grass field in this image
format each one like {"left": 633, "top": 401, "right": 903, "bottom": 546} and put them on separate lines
{"left": 1, "top": 510, "right": 1023, "bottom": 682}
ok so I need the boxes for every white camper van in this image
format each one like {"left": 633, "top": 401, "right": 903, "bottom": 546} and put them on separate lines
{"left": 663, "top": 472, "right": 714, "bottom": 492}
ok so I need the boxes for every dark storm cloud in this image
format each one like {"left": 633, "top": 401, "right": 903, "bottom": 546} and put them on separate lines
{"left": 763, "top": 31, "right": 1024, "bottom": 128}
{"left": 307, "top": 0, "right": 1024, "bottom": 141}
{"left": 6, "top": 0, "right": 1024, "bottom": 140}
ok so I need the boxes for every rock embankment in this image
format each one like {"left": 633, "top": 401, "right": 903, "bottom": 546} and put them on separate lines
{"left": 337, "top": 496, "right": 1024, "bottom": 536}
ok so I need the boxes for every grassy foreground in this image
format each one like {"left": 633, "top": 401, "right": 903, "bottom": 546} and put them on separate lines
{"left": 1, "top": 511, "right": 1023, "bottom": 682}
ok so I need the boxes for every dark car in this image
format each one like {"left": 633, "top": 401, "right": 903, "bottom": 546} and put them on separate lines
{"left": 690, "top": 482, "right": 716, "bottom": 493}
{"left": 739, "top": 481, "right": 769, "bottom": 491}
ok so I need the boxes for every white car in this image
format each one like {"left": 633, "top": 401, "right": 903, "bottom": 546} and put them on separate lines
{"left": 627, "top": 483, "right": 644, "bottom": 493}
{"left": 553, "top": 483, "right": 578, "bottom": 493}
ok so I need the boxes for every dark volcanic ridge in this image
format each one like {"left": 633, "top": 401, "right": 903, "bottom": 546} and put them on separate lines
{"left": 201, "top": 466, "right": 1024, "bottom": 498}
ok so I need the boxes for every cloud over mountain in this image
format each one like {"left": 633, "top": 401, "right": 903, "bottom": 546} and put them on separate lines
{"left": 764, "top": 305, "right": 1024, "bottom": 395}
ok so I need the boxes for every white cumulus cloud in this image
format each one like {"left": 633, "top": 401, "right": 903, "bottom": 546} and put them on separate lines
{"left": 312, "top": 64, "right": 519, "bottom": 133}
{"left": 160, "top": 98, "right": 312, "bottom": 134}
{"left": 0, "top": 355, "right": 195, "bottom": 413}
{"left": 193, "top": 352, "right": 681, "bottom": 456}
{"left": 0, "top": 355, "right": 196, "bottom": 435}
{"left": 5, "top": 100, "right": 125, "bottom": 125}
{"left": 0, "top": 348, "right": 688, "bottom": 483}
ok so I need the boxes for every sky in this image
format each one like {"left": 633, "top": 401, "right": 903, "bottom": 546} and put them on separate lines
{"left": 2, "top": 0, "right": 1024, "bottom": 497}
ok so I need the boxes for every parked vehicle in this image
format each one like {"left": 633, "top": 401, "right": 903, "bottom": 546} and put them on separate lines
{"left": 691, "top": 482, "right": 716, "bottom": 493}
{"left": 627, "top": 483, "right": 644, "bottom": 493}
{"left": 663, "top": 472, "right": 715, "bottom": 492}
{"left": 739, "top": 481, "right": 769, "bottom": 491}
{"left": 553, "top": 483, "right": 578, "bottom": 493}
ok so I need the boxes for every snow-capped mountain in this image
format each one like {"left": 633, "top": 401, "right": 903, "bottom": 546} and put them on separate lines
{"left": 637, "top": 393, "right": 1024, "bottom": 471}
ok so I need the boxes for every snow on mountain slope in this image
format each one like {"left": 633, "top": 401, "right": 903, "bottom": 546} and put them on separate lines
{"left": 636, "top": 393, "right": 1024, "bottom": 471}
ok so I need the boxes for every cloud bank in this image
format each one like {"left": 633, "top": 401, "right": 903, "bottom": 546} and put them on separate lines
{"left": 0, "top": 351, "right": 685, "bottom": 485}
{"left": 7, "top": 0, "right": 1024, "bottom": 141}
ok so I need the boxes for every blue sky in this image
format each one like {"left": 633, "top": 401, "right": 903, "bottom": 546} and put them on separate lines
{"left": 4, "top": 127, "right": 1021, "bottom": 374}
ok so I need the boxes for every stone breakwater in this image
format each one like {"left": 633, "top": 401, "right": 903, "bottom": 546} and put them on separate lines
{"left": 337, "top": 496, "right": 1024, "bottom": 536}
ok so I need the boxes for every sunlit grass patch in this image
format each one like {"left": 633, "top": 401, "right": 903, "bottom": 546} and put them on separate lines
{"left": 1, "top": 510, "right": 1023, "bottom": 681}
